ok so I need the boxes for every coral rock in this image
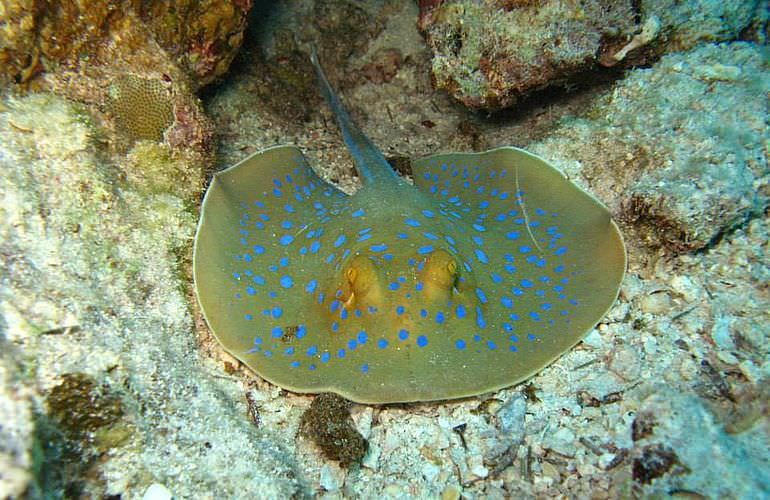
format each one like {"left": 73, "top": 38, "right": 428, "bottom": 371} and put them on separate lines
{"left": 419, "top": 0, "right": 761, "bottom": 110}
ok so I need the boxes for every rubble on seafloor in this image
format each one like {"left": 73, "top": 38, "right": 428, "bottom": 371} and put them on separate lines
{"left": 1, "top": 0, "right": 768, "bottom": 498}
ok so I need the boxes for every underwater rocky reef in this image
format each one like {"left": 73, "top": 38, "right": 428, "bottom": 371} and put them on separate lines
{"left": 0, "top": 0, "right": 768, "bottom": 498}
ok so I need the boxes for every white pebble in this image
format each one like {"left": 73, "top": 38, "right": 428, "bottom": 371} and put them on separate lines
{"left": 143, "top": 484, "right": 173, "bottom": 500}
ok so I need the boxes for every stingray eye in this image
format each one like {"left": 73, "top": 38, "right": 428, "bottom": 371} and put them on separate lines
{"left": 420, "top": 249, "right": 459, "bottom": 293}
{"left": 343, "top": 255, "right": 379, "bottom": 297}
{"left": 345, "top": 267, "right": 358, "bottom": 284}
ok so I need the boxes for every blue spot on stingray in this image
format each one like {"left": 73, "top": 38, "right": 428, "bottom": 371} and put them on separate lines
{"left": 475, "top": 288, "right": 488, "bottom": 304}
{"left": 245, "top": 314, "right": 253, "bottom": 321}
{"left": 389, "top": 282, "right": 400, "bottom": 291}
{"left": 378, "top": 338, "right": 388, "bottom": 349}
{"left": 456, "top": 304, "right": 467, "bottom": 318}
{"left": 357, "top": 331, "right": 368, "bottom": 344}
{"left": 555, "top": 246, "right": 568, "bottom": 256}
{"left": 455, "top": 339, "right": 466, "bottom": 350}
{"left": 371, "top": 243, "right": 388, "bottom": 252}
{"left": 271, "top": 306, "right": 283, "bottom": 318}
{"left": 487, "top": 341, "right": 497, "bottom": 350}
{"left": 352, "top": 208, "right": 365, "bottom": 217}
{"left": 415, "top": 282, "right": 424, "bottom": 291}
{"left": 476, "top": 306, "right": 487, "bottom": 328}
{"left": 253, "top": 244, "right": 267, "bottom": 254}
{"left": 306, "top": 280, "right": 318, "bottom": 293}
{"left": 491, "top": 273, "right": 503, "bottom": 284}
{"left": 501, "top": 296, "right": 513, "bottom": 308}
{"left": 333, "top": 234, "right": 346, "bottom": 247}
{"left": 474, "top": 248, "right": 489, "bottom": 264}
{"left": 280, "top": 275, "right": 294, "bottom": 288}
{"left": 436, "top": 311, "right": 445, "bottom": 324}
{"left": 521, "top": 279, "right": 534, "bottom": 288}
{"left": 338, "top": 349, "right": 346, "bottom": 358}
{"left": 423, "top": 232, "right": 439, "bottom": 240}
{"left": 290, "top": 361, "right": 300, "bottom": 368}
{"left": 253, "top": 275, "right": 265, "bottom": 285}
{"left": 397, "top": 232, "right": 409, "bottom": 239}
{"left": 307, "top": 345, "right": 318, "bottom": 356}
{"left": 398, "top": 329, "right": 409, "bottom": 341}
{"left": 519, "top": 246, "right": 531, "bottom": 253}
{"left": 422, "top": 210, "right": 435, "bottom": 218}
{"left": 404, "top": 218, "right": 421, "bottom": 227}
{"left": 310, "top": 241, "right": 321, "bottom": 253}
{"left": 284, "top": 204, "right": 296, "bottom": 213}
{"left": 308, "top": 364, "right": 316, "bottom": 371}
{"left": 279, "top": 257, "right": 289, "bottom": 267}
{"left": 445, "top": 235, "right": 456, "bottom": 245}
{"left": 357, "top": 233, "right": 373, "bottom": 242}
{"left": 279, "top": 235, "right": 294, "bottom": 246}
{"left": 296, "top": 325, "right": 307, "bottom": 339}
{"left": 246, "top": 286, "right": 256, "bottom": 295}
{"left": 506, "top": 232, "right": 520, "bottom": 240}
{"left": 321, "top": 352, "right": 330, "bottom": 363}
{"left": 281, "top": 220, "right": 293, "bottom": 229}
{"left": 271, "top": 326, "right": 283, "bottom": 338}
{"left": 473, "top": 224, "right": 486, "bottom": 232}
{"left": 417, "top": 335, "right": 428, "bottom": 347}
{"left": 418, "top": 245, "right": 434, "bottom": 255}
{"left": 348, "top": 339, "right": 357, "bottom": 350}
{"left": 361, "top": 364, "right": 369, "bottom": 374}
{"left": 396, "top": 305, "right": 405, "bottom": 315}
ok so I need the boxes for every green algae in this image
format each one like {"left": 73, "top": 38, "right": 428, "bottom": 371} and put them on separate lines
{"left": 1, "top": 92, "right": 300, "bottom": 497}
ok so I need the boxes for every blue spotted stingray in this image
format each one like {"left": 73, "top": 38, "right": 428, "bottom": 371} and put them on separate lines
{"left": 193, "top": 51, "right": 626, "bottom": 404}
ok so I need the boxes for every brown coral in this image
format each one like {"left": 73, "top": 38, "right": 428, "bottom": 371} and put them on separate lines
{"left": 106, "top": 75, "right": 174, "bottom": 142}
{"left": 299, "top": 393, "right": 368, "bottom": 467}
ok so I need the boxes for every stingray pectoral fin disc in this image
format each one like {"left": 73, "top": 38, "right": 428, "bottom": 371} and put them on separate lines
{"left": 195, "top": 142, "right": 626, "bottom": 404}
{"left": 409, "top": 147, "right": 626, "bottom": 392}
{"left": 193, "top": 145, "right": 347, "bottom": 385}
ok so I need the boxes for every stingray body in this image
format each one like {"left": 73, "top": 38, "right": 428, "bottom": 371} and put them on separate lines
{"left": 193, "top": 52, "right": 626, "bottom": 404}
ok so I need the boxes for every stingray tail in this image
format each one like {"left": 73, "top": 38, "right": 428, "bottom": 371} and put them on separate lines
{"left": 310, "top": 46, "right": 403, "bottom": 187}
